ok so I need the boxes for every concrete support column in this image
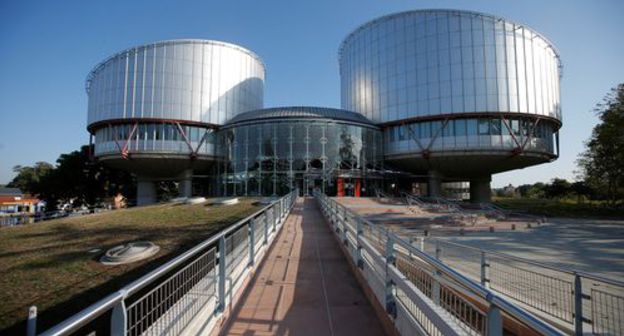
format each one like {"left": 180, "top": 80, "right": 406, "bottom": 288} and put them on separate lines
{"left": 179, "top": 169, "right": 193, "bottom": 198}
{"left": 137, "top": 178, "right": 157, "bottom": 206}
{"left": 427, "top": 170, "right": 442, "bottom": 197}
{"left": 470, "top": 176, "right": 492, "bottom": 203}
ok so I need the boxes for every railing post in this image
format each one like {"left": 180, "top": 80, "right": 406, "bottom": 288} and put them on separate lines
{"left": 574, "top": 273, "right": 583, "bottom": 336}
{"left": 356, "top": 218, "right": 364, "bottom": 269}
{"left": 435, "top": 240, "right": 442, "bottom": 260}
{"left": 110, "top": 300, "right": 127, "bottom": 336}
{"left": 487, "top": 303, "right": 503, "bottom": 336}
{"left": 342, "top": 212, "right": 348, "bottom": 246}
{"left": 264, "top": 214, "right": 269, "bottom": 245}
{"left": 431, "top": 241, "right": 442, "bottom": 305}
{"left": 27, "top": 306, "right": 36, "bottom": 336}
{"left": 279, "top": 198, "right": 284, "bottom": 221}
{"left": 481, "top": 251, "right": 490, "bottom": 288}
{"left": 272, "top": 208, "right": 276, "bottom": 232}
{"left": 385, "top": 230, "right": 397, "bottom": 318}
{"left": 248, "top": 219, "right": 255, "bottom": 267}
{"left": 217, "top": 235, "right": 227, "bottom": 313}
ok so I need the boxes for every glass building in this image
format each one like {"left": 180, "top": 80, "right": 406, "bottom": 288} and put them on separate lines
{"left": 217, "top": 107, "right": 383, "bottom": 197}
{"left": 85, "top": 10, "right": 562, "bottom": 203}
{"left": 339, "top": 9, "right": 562, "bottom": 201}
{"left": 86, "top": 39, "right": 265, "bottom": 204}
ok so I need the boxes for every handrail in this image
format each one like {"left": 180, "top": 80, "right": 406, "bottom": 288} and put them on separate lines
{"left": 429, "top": 238, "right": 624, "bottom": 287}
{"left": 41, "top": 191, "right": 298, "bottom": 336}
{"left": 392, "top": 235, "right": 562, "bottom": 336}
{"left": 314, "top": 191, "right": 564, "bottom": 336}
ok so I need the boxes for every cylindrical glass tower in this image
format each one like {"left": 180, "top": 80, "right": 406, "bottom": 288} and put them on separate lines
{"left": 339, "top": 9, "right": 562, "bottom": 201}
{"left": 86, "top": 39, "right": 265, "bottom": 203}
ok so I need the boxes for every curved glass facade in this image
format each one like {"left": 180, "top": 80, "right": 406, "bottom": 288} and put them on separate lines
{"left": 385, "top": 116, "right": 556, "bottom": 156}
{"left": 217, "top": 115, "right": 383, "bottom": 196}
{"left": 87, "top": 39, "right": 265, "bottom": 127}
{"left": 339, "top": 10, "right": 562, "bottom": 123}
{"left": 93, "top": 123, "right": 215, "bottom": 157}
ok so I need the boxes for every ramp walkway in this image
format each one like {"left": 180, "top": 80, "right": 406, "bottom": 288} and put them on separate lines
{"left": 221, "top": 197, "right": 386, "bottom": 336}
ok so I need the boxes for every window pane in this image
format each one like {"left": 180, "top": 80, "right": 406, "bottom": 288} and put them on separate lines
{"left": 478, "top": 119, "right": 490, "bottom": 135}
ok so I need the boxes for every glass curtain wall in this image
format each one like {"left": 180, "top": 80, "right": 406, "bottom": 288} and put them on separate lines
{"left": 385, "top": 117, "right": 557, "bottom": 156}
{"left": 218, "top": 121, "right": 383, "bottom": 196}
{"left": 93, "top": 123, "right": 215, "bottom": 156}
{"left": 340, "top": 10, "right": 562, "bottom": 123}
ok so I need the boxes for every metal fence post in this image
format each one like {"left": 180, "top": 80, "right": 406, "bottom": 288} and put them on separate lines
{"left": 574, "top": 273, "right": 583, "bottom": 336}
{"left": 481, "top": 251, "right": 490, "bottom": 288}
{"left": 272, "top": 208, "right": 276, "bottom": 232}
{"left": 27, "top": 306, "right": 36, "bottom": 336}
{"left": 217, "top": 236, "right": 227, "bottom": 313}
{"left": 431, "top": 241, "right": 442, "bottom": 305}
{"left": 264, "top": 215, "right": 269, "bottom": 245}
{"left": 342, "top": 213, "right": 348, "bottom": 246}
{"left": 356, "top": 218, "right": 364, "bottom": 269}
{"left": 110, "top": 300, "right": 127, "bottom": 336}
{"left": 487, "top": 303, "right": 503, "bottom": 336}
{"left": 385, "top": 230, "right": 397, "bottom": 318}
{"left": 435, "top": 240, "right": 442, "bottom": 260}
{"left": 248, "top": 220, "right": 255, "bottom": 267}
{"left": 279, "top": 198, "right": 284, "bottom": 221}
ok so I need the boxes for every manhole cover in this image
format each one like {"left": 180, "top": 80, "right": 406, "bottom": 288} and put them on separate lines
{"left": 100, "top": 241, "right": 160, "bottom": 265}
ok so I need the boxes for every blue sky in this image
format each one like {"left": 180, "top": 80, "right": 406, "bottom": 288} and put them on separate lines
{"left": 0, "top": 0, "right": 622, "bottom": 187}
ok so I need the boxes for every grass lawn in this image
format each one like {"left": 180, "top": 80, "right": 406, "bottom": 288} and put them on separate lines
{"left": 493, "top": 197, "right": 624, "bottom": 219}
{"left": 0, "top": 199, "right": 260, "bottom": 334}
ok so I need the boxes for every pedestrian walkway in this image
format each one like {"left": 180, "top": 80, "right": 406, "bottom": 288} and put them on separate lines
{"left": 221, "top": 197, "right": 386, "bottom": 336}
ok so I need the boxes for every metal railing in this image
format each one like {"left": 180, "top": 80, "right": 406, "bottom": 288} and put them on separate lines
{"left": 40, "top": 190, "right": 298, "bottom": 336}
{"left": 314, "top": 191, "right": 564, "bottom": 336}
{"left": 420, "top": 238, "right": 624, "bottom": 336}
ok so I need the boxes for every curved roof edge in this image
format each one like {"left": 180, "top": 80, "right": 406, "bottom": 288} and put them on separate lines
{"left": 338, "top": 9, "right": 561, "bottom": 71}
{"left": 86, "top": 39, "right": 265, "bottom": 94}
{"left": 223, "top": 106, "right": 377, "bottom": 127}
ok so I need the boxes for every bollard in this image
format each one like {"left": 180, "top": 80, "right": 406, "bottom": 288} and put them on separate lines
{"left": 526, "top": 223, "right": 532, "bottom": 229}
{"left": 419, "top": 237, "right": 425, "bottom": 251}
{"left": 489, "top": 226, "right": 494, "bottom": 233}
{"left": 27, "top": 306, "right": 36, "bottom": 336}
{"left": 511, "top": 223, "right": 516, "bottom": 230}
{"left": 424, "top": 229, "right": 429, "bottom": 236}
{"left": 459, "top": 228, "right": 465, "bottom": 236}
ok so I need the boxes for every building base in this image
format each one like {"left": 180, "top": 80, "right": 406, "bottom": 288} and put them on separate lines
{"left": 137, "top": 178, "right": 157, "bottom": 206}
{"left": 470, "top": 176, "right": 492, "bottom": 203}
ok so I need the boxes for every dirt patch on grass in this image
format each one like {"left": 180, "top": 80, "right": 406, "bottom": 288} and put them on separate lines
{"left": 0, "top": 199, "right": 259, "bottom": 333}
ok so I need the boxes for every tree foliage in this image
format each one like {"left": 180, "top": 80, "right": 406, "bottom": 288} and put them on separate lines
{"left": 6, "top": 162, "right": 54, "bottom": 192}
{"left": 577, "top": 84, "right": 624, "bottom": 204}
{"left": 7, "top": 146, "right": 136, "bottom": 209}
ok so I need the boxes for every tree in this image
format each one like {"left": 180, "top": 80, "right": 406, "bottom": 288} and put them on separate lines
{"left": 7, "top": 162, "right": 54, "bottom": 194}
{"left": 571, "top": 181, "right": 594, "bottom": 203}
{"left": 543, "top": 178, "right": 571, "bottom": 199}
{"left": 577, "top": 84, "right": 624, "bottom": 205}
{"left": 11, "top": 146, "right": 136, "bottom": 210}
{"left": 526, "top": 182, "right": 546, "bottom": 199}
